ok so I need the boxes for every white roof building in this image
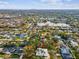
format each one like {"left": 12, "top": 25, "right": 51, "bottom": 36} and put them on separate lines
{"left": 37, "top": 21, "right": 70, "bottom": 28}
{"left": 70, "top": 40, "right": 78, "bottom": 47}
{"left": 37, "top": 23, "right": 47, "bottom": 27}
{"left": 36, "top": 48, "right": 49, "bottom": 57}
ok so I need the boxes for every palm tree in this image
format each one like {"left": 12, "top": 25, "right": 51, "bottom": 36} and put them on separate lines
{"left": 23, "top": 45, "right": 35, "bottom": 58}
{"left": 4, "top": 54, "right": 11, "bottom": 59}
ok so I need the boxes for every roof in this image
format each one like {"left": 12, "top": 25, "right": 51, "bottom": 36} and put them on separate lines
{"left": 60, "top": 47, "right": 70, "bottom": 54}
{"left": 37, "top": 21, "right": 70, "bottom": 27}
{"left": 70, "top": 40, "right": 78, "bottom": 47}
{"left": 60, "top": 46, "right": 73, "bottom": 59}
{"left": 36, "top": 48, "right": 49, "bottom": 57}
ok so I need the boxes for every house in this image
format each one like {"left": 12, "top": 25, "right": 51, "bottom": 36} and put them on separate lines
{"left": 54, "top": 35, "right": 61, "bottom": 39}
{"left": 0, "top": 48, "right": 3, "bottom": 52}
{"left": 60, "top": 46, "right": 73, "bottom": 59}
{"left": 70, "top": 40, "right": 78, "bottom": 47}
{"left": 36, "top": 48, "right": 49, "bottom": 57}
{"left": 16, "top": 34, "right": 26, "bottom": 39}
{"left": 3, "top": 47, "right": 23, "bottom": 55}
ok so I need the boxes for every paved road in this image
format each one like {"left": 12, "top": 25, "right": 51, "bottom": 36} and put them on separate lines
{"left": 19, "top": 53, "right": 24, "bottom": 59}
{"left": 44, "top": 54, "right": 50, "bottom": 59}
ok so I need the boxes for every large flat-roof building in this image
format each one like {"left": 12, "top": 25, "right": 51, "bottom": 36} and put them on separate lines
{"left": 37, "top": 21, "right": 71, "bottom": 30}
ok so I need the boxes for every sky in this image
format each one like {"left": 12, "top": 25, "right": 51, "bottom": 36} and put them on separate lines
{"left": 0, "top": 0, "right": 79, "bottom": 9}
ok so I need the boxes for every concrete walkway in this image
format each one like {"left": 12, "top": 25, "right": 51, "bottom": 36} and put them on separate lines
{"left": 19, "top": 53, "right": 24, "bottom": 59}
{"left": 44, "top": 54, "right": 50, "bottom": 59}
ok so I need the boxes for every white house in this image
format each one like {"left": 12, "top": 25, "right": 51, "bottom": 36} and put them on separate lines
{"left": 0, "top": 48, "right": 3, "bottom": 52}
{"left": 36, "top": 48, "right": 49, "bottom": 57}
{"left": 70, "top": 40, "right": 78, "bottom": 47}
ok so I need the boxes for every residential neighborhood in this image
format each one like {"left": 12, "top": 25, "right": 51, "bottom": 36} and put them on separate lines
{"left": 0, "top": 10, "right": 78, "bottom": 59}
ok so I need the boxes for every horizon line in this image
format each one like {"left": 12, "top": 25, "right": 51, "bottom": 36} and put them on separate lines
{"left": 0, "top": 8, "right": 79, "bottom": 10}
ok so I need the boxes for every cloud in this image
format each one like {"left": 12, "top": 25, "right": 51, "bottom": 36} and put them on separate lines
{"left": 66, "top": 0, "right": 72, "bottom": 2}
{"left": 0, "top": 1, "right": 8, "bottom": 5}
{"left": 41, "top": 0, "right": 62, "bottom": 3}
{"left": 38, "top": 0, "right": 79, "bottom": 9}
{"left": 0, "top": 1, "right": 17, "bottom": 9}
{"left": 40, "top": 0, "right": 64, "bottom": 6}
{"left": 40, "top": 0, "right": 61, "bottom": 4}
{"left": 0, "top": 0, "right": 78, "bottom": 9}
{"left": 40, "top": 0, "right": 72, "bottom": 3}
{"left": 0, "top": 1, "right": 9, "bottom": 8}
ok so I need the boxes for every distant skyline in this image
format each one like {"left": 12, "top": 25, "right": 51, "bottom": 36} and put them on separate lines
{"left": 0, "top": 0, "right": 79, "bottom": 9}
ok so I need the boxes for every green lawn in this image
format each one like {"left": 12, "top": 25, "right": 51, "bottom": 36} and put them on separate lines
{"left": 11, "top": 54, "right": 20, "bottom": 58}
{"left": 0, "top": 53, "right": 5, "bottom": 57}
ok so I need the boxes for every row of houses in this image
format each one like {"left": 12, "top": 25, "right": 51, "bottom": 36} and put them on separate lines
{"left": 0, "top": 18, "right": 25, "bottom": 28}
{"left": 37, "top": 21, "right": 71, "bottom": 30}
